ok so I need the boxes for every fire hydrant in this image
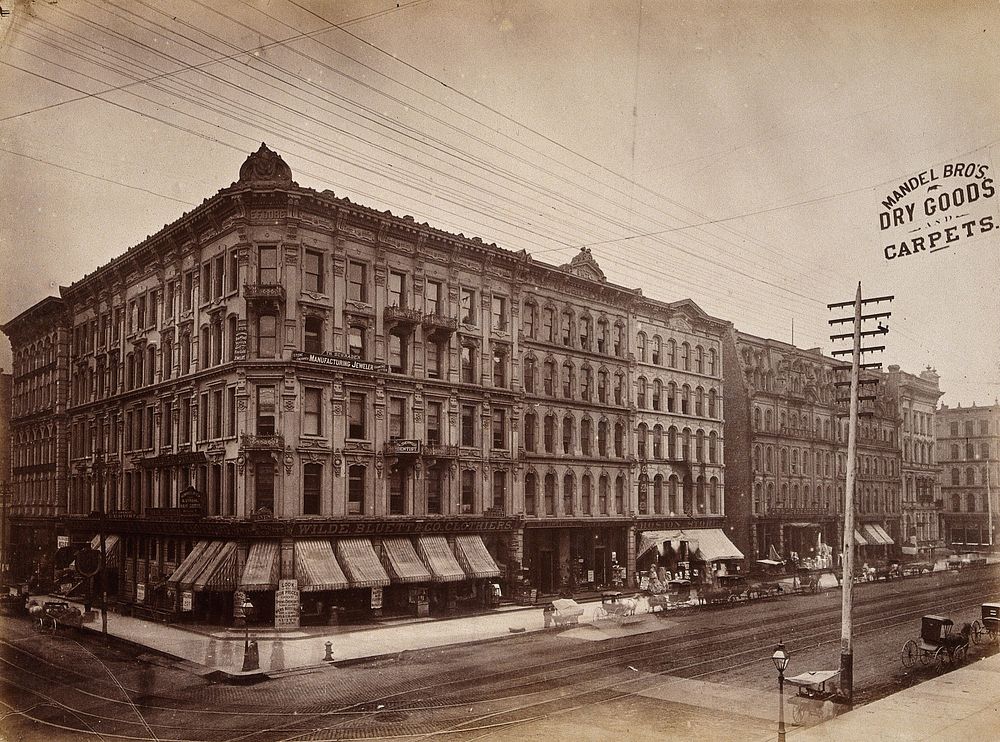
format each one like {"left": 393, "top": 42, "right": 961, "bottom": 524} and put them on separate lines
{"left": 323, "top": 641, "right": 334, "bottom": 662}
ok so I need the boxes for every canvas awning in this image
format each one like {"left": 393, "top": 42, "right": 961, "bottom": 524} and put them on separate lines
{"left": 637, "top": 529, "right": 688, "bottom": 558}
{"left": 167, "top": 540, "right": 213, "bottom": 589}
{"left": 381, "top": 537, "right": 432, "bottom": 583}
{"left": 863, "top": 524, "right": 890, "bottom": 546}
{"left": 452, "top": 535, "right": 501, "bottom": 579}
{"left": 686, "top": 529, "right": 745, "bottom": 562}
{"left": 872, "top": 524, "right": 894, "bottom": 545}
{"left": 786, "top": 522, "right": 821, "bottom": 529}
{"left": 190, "top": 541, "right": 239, "bottom": 592}
{"left": 88, "top": 534, "right": 121, "bottom": 568}
{"left": 334, "top": 538, "right": 390, "bottom": 588}
{"left": 240, "top": 541, "right": 279, "bottom": 591}
{"left": 853, "top": 530, "right": 869, "bottom": 546}
{"left": 294, "top": 539, "right": 349, "bottom": 592}
{"left": 416, "top": 536, "right": 466, "bottom": 582}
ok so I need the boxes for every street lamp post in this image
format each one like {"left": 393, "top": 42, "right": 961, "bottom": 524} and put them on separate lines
{"left": 241, "top": 597, "right": 259, "bottom": 672}
{"left": 772, "top": 642, "right": 790, "bottom": 742}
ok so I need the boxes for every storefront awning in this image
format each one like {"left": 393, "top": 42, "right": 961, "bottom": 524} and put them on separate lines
{"left": 416, "top": 536, "right": 466, "bottom": 582}
{"left": 294, "top": 539, "right": 349, "bottom": 592}
{"left": 452, "top": 535, "right": 501, "bottom": 579}
{"left": 191, "top": 541, "right": 239, "bottom": 592}
{"left": 863, "top": 524, "right": 890, "bottom": 546}
{"left": 335, "top": 538, "right": 390, "bottom": 588}
{"left": 872, "top": 524, "right": 894, "bottom": 545}
{"left": 686, "top": 529, "right": 745, "bottom": 562}
{"left": 638, "top": 529, "right": 687, "bottom": 559}
{"left": 167, "top": 540, "right": 213, "bottom": 589}
{"left": 381, "top": 537, "right": 432, "bottom": 583}
{"left": 88, "top": 534, "right": 121, "bottom": 568}
{"left": 786, "top": 522, "right": 821, "bottom": 529}
{"left": 240, "top": 541, "right": 280, "bottom": 591}
{"left": 853, "top": 530, "right": 869, "bottom": 546}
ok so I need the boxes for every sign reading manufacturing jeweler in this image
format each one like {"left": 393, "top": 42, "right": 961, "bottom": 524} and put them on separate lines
{"left": 880, "top": 160, "right": 996, "bottom": 260}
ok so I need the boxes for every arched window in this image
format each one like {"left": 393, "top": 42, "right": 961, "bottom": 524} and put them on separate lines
{"left": 581, "top": 474, "right": 593, "bottom": 513}
{"left": 637, "top": 332, "right": 647, "bottom": 362}
{"left": 966, "top": 467, "right": 976, "bottom": 485}
{"left": 637, "top": 423, "right": 648, "bottom": 459}
{"left": 708, "top": 389, "right": 717, "bottom": 418}
{"left": 562, "top": 416, "right": 574, "bottom": 454}
{"left": 598, "top": 420, "right": 609, "bottom": 456}
{"left": 667, "top": 426, "right": 677, "bottom": 459}
{"left": 652, "top": 379, "right": 662, "bottom": 410}
{"left": 524, "top": 412, "right": 537, "bottom": 452}
{"left": 653, "top": 475, "right": 663, "bottom": 514}
{"left": 667, "top": 339, "right": 676, "bottom": 367}
{"left": 709, "top": 431, "right": 718, "bottom": 463}
{"left": 561, "top": 310, "right": 573, "bottom": 346}
{"left": 542, "top": 307, "right": 555, "bottom": 342}
{"left": 614, "top": 422, "right": 625, "bottom": 457}
{"left": 753, "top": 445, "right": 762, "bottom": 471}
{"left": 563, "top": 473, "right": 575, "bottom": 515}
{"left": 544, "top": 473, "right": 556, "bottom": 515}
{"left": 653, "top": 425, "right": 663, "bottom": 459}
{"left": 681, "top": 384, "right": 691, "bottom": 415}
{"left": 637, "top": 377, "right": 647, "bottom": 408}
{"left": 598, "top": 369, "right": 609, "bottom": 403}
{"left": 708, "top": 348, "right": 717, "bottom": 376}
{"left": 695, "top": 387, "right": 704, "bottom": 416}
{"left": 669, "top": 475, "right": 680, "bottom": 514}
{"left": 682, "top": 428, "right": 692, "bottom": 461}
{"left": 709, "top": 477, "right": 719, "bottom": 513}
{"left": 524, "top": 472, "right": 537, "bottom": 515}
{"left": 696, "top": 476, "right": 706, "bottom": 513}
{"left": 562, "top": 361, "right": 574, "bottom": 398}
{"left": 681, "top": 342, "right": 690, "bottom": 370}
{"left": 765, "top": 409, "right": 772, "bottom": 431}
{"left": 652, "top": 336, "right": 662, "bottom": 365}
{"left": 543, "top": 415, "right": 555, "bottom": 453}
{"left": 695, "top": 345, "right": 704, "bottom": 373}
{"left": 615, "top": 474, "right": 626, "bottom": 513}
{"left": 696, "top": 429, "right": 705, "bottom": 462}
{"left": 523, "top": 302, "right": 537, "bottom": 338}
{"left": 599, "top": 475, "right": 609, "bottom": 514}
{"left": 523, "top": 356, "right": 536, "bottom": 393}
{"left": 581, "top": 418, "right": 593, "bottom": 456}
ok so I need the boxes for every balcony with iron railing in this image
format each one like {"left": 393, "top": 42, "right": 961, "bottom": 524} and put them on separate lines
{"left": 243, "top": 283, "right": 285, "bottom": 308}
{"left": 421, "top": 312, "right": 458, "bottom": 336}
{"left": 422, "top": 443, "right": 459, "bottom": 459}
{"left": 384, "top": 305, "right": 423, "bottom": 328}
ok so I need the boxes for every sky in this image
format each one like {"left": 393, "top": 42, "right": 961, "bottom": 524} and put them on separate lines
{"left": 1, "top": 0, "right": 998, "bottom": 405}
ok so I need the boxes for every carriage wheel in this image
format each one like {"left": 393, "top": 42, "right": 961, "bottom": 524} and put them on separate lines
{"left": 933, "top": 647, "right": 948, "bottom": 672}
{"left": 791, "top": 704, "right": 804, "bottom": 724}
{"left": 901, "top": 640, "right": 918, "bottom": 668}
{"left": 970, "top": 620, "right": 982, "bottom": 645}
{"left": 953, "top": 643, "right": 967, "bottom": 663}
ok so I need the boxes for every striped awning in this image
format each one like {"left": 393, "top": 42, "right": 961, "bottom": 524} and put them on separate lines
{"left": 872, "top": 524, "right": 895, "bottom": 545}
{"left": 335, "top": 538, "right": 390, "bottom": 588}
{"left": 853, "top": 530, "right": 869, "bottom": 546}
{"left": 295, "top": 539, "right": 349, "bottom": 592}
{"left": 167, "top": 540, "right": 213, "bottom": 589}
{"left": 88, "top": 534, "right": 121, "bottom": 569}
{"left": 638, "top": 530, "right": 688, "bottom": 558}
{"left": 452, "top": 535, "right": 501, "bottom": 579}
{"left": 240, "top": 541, "right": 280, "bottom": 591}
{"left": 381, "top": 537, "right": 432, "bottom": 583}
{"left": 191, "top": 541, "right": 239, "bottom": 592}
{"left": 687, "top": 529, "right": 745, "bottom": 562}
{"left": 415, "top": 536, "right": 466, "bottom": 582}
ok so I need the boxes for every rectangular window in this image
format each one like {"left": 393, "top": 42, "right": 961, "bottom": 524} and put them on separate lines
{"left": 388, "top": 397, "right": 405, "bottom": 439}
{"left": 491, "top": 295, "right": 508, "bottom": 331}
{"left": 348, "top": 325, "right": 365, "bottom": 358}
{"left": 161, "top": 401, "right": 173, "bottom": 447}
{"left": 256, "top": 386, "right": 276, "bottom": 435}
{"left": 304, "top": 250, "right": 323, "bottom": 293}
{"left": 389, "top": 469, "right": 406, "bottom": 515}
{"left": 137, "top": 295, "right": 146, "bottom": 329}
{"left": 347, "top": 261, "right": 367, "bottom": 302}
{"left": 303, "top": 387, "right": 322, "bottom": 436}
{"left": 348, "top": 465, "right": 365, "bottom": 514}
{"left": 461, "top": 404, "right": 476, "bottom": 447}
{"left": 145, "top": 405, "right": 154, "bottom": 448}
{"left": 202, "top": 263, "right": 212, "bottom": 301}
{"left": 492, "top": 408, "right": 507, "bottom": 450}
{"left": 426, "top": 280, "right": 442, "bottom": 315}
{"left": 226, "top": 387, "right": 236, "bottom": 437}
{"left": 210, "top": 464, "right": 223, "bottom": 515}
{"left": 388, "top": 332, "right": 407, "bottom": 374}
{"left": 214, "top": 254, "right": 225, "bottom": 299}
{"left": 212, "top": 388, "right": 223, "bottom": 439}
{"left": 388, "top": 270, "right": 406, "bottom": 307}
{"left": 461, "top": 345, "right": 475, "bottom": 384}
{"left": 164, "top": 283, "right": 175, "bottom": 320}
{"left": 181, "top": 399, "right": 192, "bottom": 443}
{"left": 303, "top": 463, "right": 322, "bottom": 515}
{"left": 228, "top": 251, "right": 238, "bottom": 292}
{"left": 461, "top": 470, "right": 476, "bottom": 513}
{"left": 257, "top": 315, "right": 277, "bottom": 358}
{"left": 492, "top": 349, "right": 506, "bottom": 388}
{"left": 426, "top": 340, "right": 442, "bottom": 379}
{"left": 492, "top": 471, "right": 506, "bottom": 511}
{"left": 254, "top": 462, "right": 274, "bottom": 512}
{"left": 427, "top": 401, "right": 442, "bottom": 444}
{"left": 348, "top": 392, "right": 366, "bottom": 439}
{"left": 258, "top": 246, "right": 277, "bottom": 284}
{"left": 460, "top": 288, "right": 476, "bottom": 324}
{"left": 427, "top": 468, "right": 442, "bottom": 514}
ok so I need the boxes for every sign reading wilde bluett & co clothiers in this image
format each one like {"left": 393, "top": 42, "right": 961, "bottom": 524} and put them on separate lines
{"left": 880, "top": 159, "right": 996, "bottom": 260}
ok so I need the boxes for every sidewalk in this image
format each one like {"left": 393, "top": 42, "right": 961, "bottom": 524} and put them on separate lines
{"left": 787, "top": 652, "right": 1000, "bottom": 741}
{"left": 54, "top": 594, "right": 642, "bottom": 679}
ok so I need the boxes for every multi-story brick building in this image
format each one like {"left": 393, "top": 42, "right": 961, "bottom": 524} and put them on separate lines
{"left": 0, "top": 369, "right": 11, "bottom": 577}
{"left": 1, "top": 297, "right": 70, "bottom": 582}
{"left": 2, "top": 145, "right": 734, "bottom": 625}
{"left": 936, "top": 402, "right": 999, "bottom": 551}
{"left": 886, "top": 365, "right": 943, "bottom": 554}
{"left": 724, "top": 331, "right": 901, "bottom": 567}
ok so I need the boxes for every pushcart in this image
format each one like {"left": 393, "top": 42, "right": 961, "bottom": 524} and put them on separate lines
{"left": 785, "top": 669, "right": 842, "bottom": 723}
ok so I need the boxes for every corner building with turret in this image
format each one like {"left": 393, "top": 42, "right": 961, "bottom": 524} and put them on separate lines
{"left": 2, "top": 145, "right": 733, "bottom": 626}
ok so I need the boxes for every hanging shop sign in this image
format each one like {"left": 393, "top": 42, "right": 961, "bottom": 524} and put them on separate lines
{"left": 292, "top": 350, "right": 389, "bottom": 374}
{"left": 880, "top": 158, "right": 997, "bottom": 260}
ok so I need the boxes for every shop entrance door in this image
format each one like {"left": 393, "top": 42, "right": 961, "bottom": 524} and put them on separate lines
{"left": 539, "top": 550, "right": 554, "bottom": 593}
{"left": 594, "top": 547, "right": 607, "bottom": 586}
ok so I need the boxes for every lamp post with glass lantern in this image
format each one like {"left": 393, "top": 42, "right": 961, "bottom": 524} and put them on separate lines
{"left": 241, "top": 597, "right": 258, "bottom": 672}
{"left": 771, "top": 642, "right": 790, "bottom": 742}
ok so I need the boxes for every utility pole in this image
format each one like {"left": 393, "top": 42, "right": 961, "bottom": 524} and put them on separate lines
{"left": 828, "top": 283, "right": 893, "bottom": 704}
